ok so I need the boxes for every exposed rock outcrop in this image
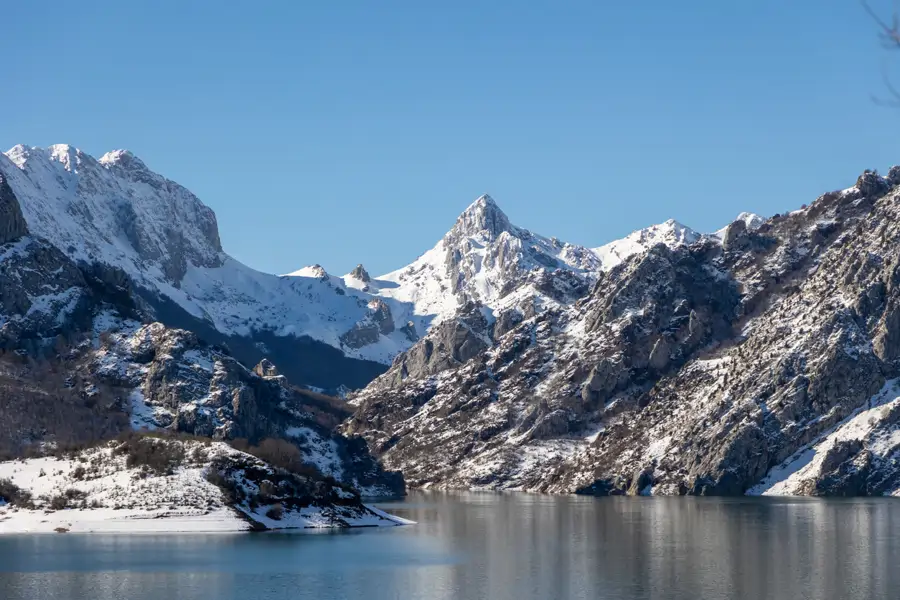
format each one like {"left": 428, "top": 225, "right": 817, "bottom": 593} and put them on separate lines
{"left": 91, "top": 321, "right": 404, "bottom": 495}
{"left": 346, "top": 167, "right": 900, "bottom": 498}
{"left": 0, "top": 174, "right": 27, "bottom": 244}
{"left": 349, "top": 264, "right": 371, "bottom": 283}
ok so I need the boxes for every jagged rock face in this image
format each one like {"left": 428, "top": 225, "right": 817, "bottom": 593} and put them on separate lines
{"left": 89, "top": 321, "right": 403, "bottom": 495}
{"left": 399, "top": 321, "right": 418, "bottom": 343}
{"left": 340, "top": 299, "right": 394, "bottom": 349}
{"left": 347, "top": 169, "right": 900, "bottom": 497}
{"left": 373, "top": 304, "right": 492, "bottom": 390}
{"left": 0, "top": 237, "right": 96, "bottom": 348}
{"left": 254, "top": 358, "right": 279, "bottom": 378}
{"left": 368, "top": 299, "right": 394, "bottom": 335}
{"left": 2, "top": 145, "right": 222, "bottom": 284}
{"left": 0, "top": 174, "right": 28, "bottom": 244}
{"left": 445, "top": 194, "right": 511, "bottom": 241}
{"left": 721, "top": 219, "right": 748, "bottom": 251}
{"left": 1, "top": 145, "right": 705, "bottom": 390}
{"left": 0, "top": 201, "right": 402, "bottom": 496}
{"left": 346, "top": 242, "right": 740, "bottom": 489}
{"left": 349, "top": 264, "right": 371, "bottom": 283}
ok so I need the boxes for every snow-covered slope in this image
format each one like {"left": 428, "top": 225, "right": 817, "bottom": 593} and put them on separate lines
{"left": 748, "top": 380, "right": 900, "bottom": 497}
{"left": 0, "top": 438, "right": 409, "bottom": 533}
{"left": 592, "top": 219, "right": 702, "bottom": 271}
{"left": 364, "top": 195, "right": 602, "bottom": 325}
{"left": 0, "top": 144, "right": 712, "bottom": 391}
{"left": 0, "top": 145, "right": 409, "bottom": 379}
{"left": 103, "top": 319, "right": 403, "bottom": 493}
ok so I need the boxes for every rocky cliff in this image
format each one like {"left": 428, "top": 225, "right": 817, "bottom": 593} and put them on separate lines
{"left": 346, "top": 168, "right": 900, "bottom": 498}
{"left": 0, "top": 175, "right": 402, "bottom": 497}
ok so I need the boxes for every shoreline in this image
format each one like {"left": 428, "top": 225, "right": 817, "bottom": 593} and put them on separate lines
{"left": 0, "top": 503, "right": 413, "bottom": 534}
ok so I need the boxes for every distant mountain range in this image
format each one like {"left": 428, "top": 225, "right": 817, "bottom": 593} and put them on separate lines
{"left": 5, "top": 143, "right": 899, "bottom": 499}
{"left": 0, "top": 144, "right": 738, "bottom": 393}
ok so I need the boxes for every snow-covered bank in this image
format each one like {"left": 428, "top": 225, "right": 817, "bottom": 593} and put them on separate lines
{"left": 0, "top": 505, "right": 412, "bottom": 534}
{"left": 748, "top": 380, "right": 900, "bottom": 497}
{"left": 0, "top": 438, "right": 411, "bottom": 533}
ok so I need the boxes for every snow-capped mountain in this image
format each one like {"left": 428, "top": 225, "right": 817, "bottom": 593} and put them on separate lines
{"left": 329, "top": 195, "right": 603, "bottom": 336}
{"left": 0, "top": 169, "right": 404, "bottom": 499}
{"left": 0, "top": 145, "right": 400, "bottom": 389}
{"left": 346, "top": 167, "right": 900, "bottom": 498}
{"left": 11, "top": 139, "right": 900, "bottom": 500}
{"left": 592, "top": 219, "right": 701, "bottom": 271}
{"left": 0, "top": 143, "right": 713, "bottom": 393}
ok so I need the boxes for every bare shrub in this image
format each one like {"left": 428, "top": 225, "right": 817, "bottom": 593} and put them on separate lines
{"left": 204, "top": 463, "right": 244, "bottom": 505}
{"left": 265, "top": 503, "right": 284, "bottom": 520}
{"left": 0, "top": 478, "right": 32, "bottom": 507}
{"left": 0, "top": 350, "right": 129, "bottom": 459}
{"left": 114, "top": 433, "right": 185, "bottom": 476}
{"left": 48, "top": 495, "right": 69, "bottom": 511}
{"left": 230, "top": 438, "right": 323, "bottom": 479}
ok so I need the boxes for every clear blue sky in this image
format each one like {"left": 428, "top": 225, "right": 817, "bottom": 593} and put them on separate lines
{"left": 2, "top": 1, "right": 897, "bottom": 275}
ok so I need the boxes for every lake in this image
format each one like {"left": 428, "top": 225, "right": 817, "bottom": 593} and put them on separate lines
{"left": 1, "top": 491, "right": 899, "bottom": 599}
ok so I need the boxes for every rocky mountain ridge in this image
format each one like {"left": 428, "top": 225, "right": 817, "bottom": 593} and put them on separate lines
{"left": 1, "top": 145, "right": 709, "bottom": 393}
{"left": 0, "top": 145, "right": 391, "bottom": 391}
{"left": 18, "top": 139, "right": 883, "bottom": 501}
{"left": 0, "top": 169, "right": 404, "bottom": 502}
{"left": 346, "top": 168, "right": 900, "bottom": 497}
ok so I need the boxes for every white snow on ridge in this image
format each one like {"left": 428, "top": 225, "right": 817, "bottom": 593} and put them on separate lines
{"left": 712, "top": 212, "right": 765, "bottom": 239}
{"left": 592, "top": 219, "right": 702, "bottom": 271}
{"left": 366, "top": 240, "right": 460, "bottom": 326}
{"left": 0, "top": 144, "right": 748, "bottom": 368}
{"left": 347, "top": 195, "right": 605, "bottom": 328}
{"left": 0, "top": 145, "right": 408, "bottom": 364}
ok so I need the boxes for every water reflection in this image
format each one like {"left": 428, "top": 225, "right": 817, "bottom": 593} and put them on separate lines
{"left": 0, "top": 492, "right": 897, "bottom": 600}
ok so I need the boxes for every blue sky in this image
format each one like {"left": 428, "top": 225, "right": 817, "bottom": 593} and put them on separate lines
{"left": 2, "top": 1, "right": 897, "bottom": 275}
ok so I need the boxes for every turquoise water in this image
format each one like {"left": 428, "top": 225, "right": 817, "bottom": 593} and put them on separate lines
{"left": 1, "top": 492, "right": 899, "bottom": 599}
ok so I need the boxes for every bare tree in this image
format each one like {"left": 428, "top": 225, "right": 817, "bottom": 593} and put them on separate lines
{"left": 862, "top": 0, "right": 900, "bottom": 104}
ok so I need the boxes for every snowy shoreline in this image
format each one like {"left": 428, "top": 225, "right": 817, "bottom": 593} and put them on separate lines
{"left": 0, "top": 440, "right": 413, "bottom": 534}
{"left": 0, "top": 504, "right": 413, "bottom": 534}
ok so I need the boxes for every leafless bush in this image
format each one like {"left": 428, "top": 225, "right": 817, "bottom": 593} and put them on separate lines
{"left": 114, "top": 433, "right": 186, "bottom": 476}
{"left": 230, "top": 438, "right": 323, "bottom": 479}
{"left": 204, "top": 460, "right": 246, "bottom": 505}
{"left": 0, "top": 478, "right": 32, "bottom": 507}
{"left": 0, "top": 350, "right": 129, "bottom": 459}
{"left": 48, "top": 495, "right": 69, "bottom": 511}
{"left": 862, "top": 0, "right": 900, "bottom": 105}
{"left": 265, "top": 503, "right": 284, "bottom": 520}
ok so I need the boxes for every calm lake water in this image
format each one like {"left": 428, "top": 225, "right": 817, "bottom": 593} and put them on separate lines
{"left": 1, "top": 492, "right": 899, "bottom": 600}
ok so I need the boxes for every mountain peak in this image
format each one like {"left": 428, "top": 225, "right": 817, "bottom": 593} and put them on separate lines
{"left": 4, "top": 144, "right": 84, "bottom": 173}
{"left": 99, "top": 149, "right": 147, "bottom": 171}
{"left": 349, "top": 264, "right": 371, "bottom": 283}
{"left": 449, "top": 194, "right": 511, "bottom": 241}
{"left": 734, "top": 212, "right": 764, "bottom": 230}
{"left": 713, "top": 212, "right": 764, "bottom": 239}
{"left": 592, "top": 219, "right": 701, "bottom": 271}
